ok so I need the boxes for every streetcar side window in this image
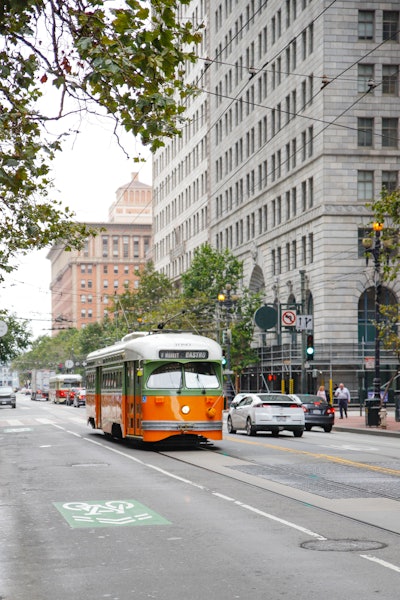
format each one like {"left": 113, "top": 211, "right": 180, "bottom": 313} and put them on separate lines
{"left": 146, "top": 363, "right": 182, "bottom": 389}
{"left": 184, "top": 363, "right": 220, "bottom": 389}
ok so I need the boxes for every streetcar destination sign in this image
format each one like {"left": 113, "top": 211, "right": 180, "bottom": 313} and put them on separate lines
{"left": 159, "top": 350, "right": 209, "bottom": 359}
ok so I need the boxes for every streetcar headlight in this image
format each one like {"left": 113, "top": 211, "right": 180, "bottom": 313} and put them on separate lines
{"left": 181, "top": 405, "right": 190, "bottom": 414}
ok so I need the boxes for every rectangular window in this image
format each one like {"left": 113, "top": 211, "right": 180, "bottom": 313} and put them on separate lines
{"left": 382, "top": 118, "right": 398, "bottom": 147}
{"left": 80, "top": 264, "right": 86, "bottom": 273}
{"left": 292, "top": 240, "right": 297, "bottom": 269}
{"left": 102, "top": 236, "right": 109, "bottom": 257}
{"left": 123, "top": 236, "right": 129, "bottom": 258}
{"left": 133, "top": 236, "right": 140, "bottom": 258}
{"left": 358, "top": 64, "right": 374, "bottom": 93}
{"left": 302, "top": 236, "right": 307, "bottom": 265}
{"left": 358, "top": 10, "right": 374, "bottom": 40}
{"left": 383, "top": 11, "right": 399, "bottom": 42}
{"left": 87, "top": 280, "right": 92, "bottom": 289}
{"left": 382, "top": 65, "right": 399, "bottom": 95}
{"left": 382, "top": 171, "right": 398, "bottom": 192}
{"left": 357, "top": 171, "right": 374, "bottom": 200}
{"left": 88, "top": 309, "right": 93, "bottom": 318}
{"left": 309, "top": 233, "right": 314, "bottom": 263}
{"left": 103, "top": 265, "right": 108, "bottom": 274}
{"left": 113, "top": 265, "right": 118, "bottom": 274}
{"left": 81, "top": 309, "right": 86, "bottom": 318}
{"left": 308, "top": 177, "right": 314, "bottom": 208}
{"left": 103, "top": 279, "right": 109, "bottom": 288}
{"left": 112, "top": 236, "right": 119, "bottom": 257}
{"left": 80, "top": 279, "right": 85, "bottom": 289}
{"left": 358, "top": 117, "right": 373, "bottom": 147}
{"left": 301, "top": 181, "right": 307, "bottom": 211}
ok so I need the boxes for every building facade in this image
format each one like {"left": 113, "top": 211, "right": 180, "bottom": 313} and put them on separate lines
{"left": 47, "top": 173, "right": 152, "bottom": 333}
{"left": 153, "top": 1, "right": 400, "bottom": 396}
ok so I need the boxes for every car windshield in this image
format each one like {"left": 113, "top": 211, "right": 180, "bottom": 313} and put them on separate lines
{"left": 296, "top": 395, "right": 328, "bottom": 405}
{"left": 0, "top": 387, "right": 13, "bottom": 394}
{"left": 256, "top": 394, "right": 301, "bottom": 405}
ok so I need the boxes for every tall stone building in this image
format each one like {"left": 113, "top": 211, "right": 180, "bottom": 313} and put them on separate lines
{"left": 47, "top": 173, "right": 152, "bottom": 333}
{"left": 153, "top": 1, "right": 400, "bottom": 395}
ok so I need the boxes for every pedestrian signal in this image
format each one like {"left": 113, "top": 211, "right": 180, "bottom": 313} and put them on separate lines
{"left": 306, "top": 334, "right": 314, "bottom": 360}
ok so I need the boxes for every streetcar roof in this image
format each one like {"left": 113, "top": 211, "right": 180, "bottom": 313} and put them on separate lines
{"left": 85, "top": 331, "right": 222, "bottom": 364}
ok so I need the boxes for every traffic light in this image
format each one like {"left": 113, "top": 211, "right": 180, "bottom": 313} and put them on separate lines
{"left": 306, "top": 334, "right": 314, "bottom": 360}
{"left": 222, "top": 350, "right": 227, "bottom": 366}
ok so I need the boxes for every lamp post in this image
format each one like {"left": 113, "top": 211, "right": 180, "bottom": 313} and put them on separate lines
{"left": 218, "top": 284, "right": 237, "bottom": 403}
{"left": 362, "top": 222, "right": 386, "bottom": 426}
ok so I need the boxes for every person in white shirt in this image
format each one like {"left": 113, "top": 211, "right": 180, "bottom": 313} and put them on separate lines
{"left": 334, "top": 382, "right": 350, "bottom": 418}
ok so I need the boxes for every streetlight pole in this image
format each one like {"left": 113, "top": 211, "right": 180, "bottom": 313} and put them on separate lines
{"left": 362, "top": 222, "right": 387, "bottom": 428}
{"left": 372, "top": 224, "right": 382, "bottom": 403}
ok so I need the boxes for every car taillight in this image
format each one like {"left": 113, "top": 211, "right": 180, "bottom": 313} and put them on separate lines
{"left": 302, "top": 405, "right": 308, "bottom": 412}
{"left": 290, "top": 404, "right": 300, "bottom": 409}
{"left": 327, "top": 407, "right": 335, "bottom": 414}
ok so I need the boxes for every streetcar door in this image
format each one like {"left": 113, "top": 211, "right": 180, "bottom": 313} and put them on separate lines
{"left": 125, "top": 362, "right": 142, "bottom": 436}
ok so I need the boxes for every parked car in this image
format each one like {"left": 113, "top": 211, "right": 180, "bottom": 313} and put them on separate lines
{"left": 0, "top": 386, "right": 16, "bottom": 409}
{"left": 227, "top": 393, "right": 305, "bottom": 437}
{"left": 294, "top": 394, "right": 335, "bottom": 432}
{"left": 73, "top": 388, "right": 86, "bottom": 407}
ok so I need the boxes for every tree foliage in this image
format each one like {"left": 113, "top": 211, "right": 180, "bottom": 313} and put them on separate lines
{"left": 0, "top": 0, "right": 201, "bottom": 280}
{"left": 0, "top": 311, "right": 32, "bottom": 363}
{"left": 369, "top": 188, "right": 400, "bottom": 280}
{"left": 181, "top": 243, "right": 244, "bottom": 299}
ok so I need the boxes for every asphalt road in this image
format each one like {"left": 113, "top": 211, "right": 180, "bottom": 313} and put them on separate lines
{"left": 1, "top": 394, "right": 400, "bottom": 600}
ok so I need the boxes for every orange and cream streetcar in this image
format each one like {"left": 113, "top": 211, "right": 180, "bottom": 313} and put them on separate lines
{"left": 49, "top": 374, "right": 83, "bottom": 404}
{"left": 85, "top": 331, "right": 224, "bottom": 443}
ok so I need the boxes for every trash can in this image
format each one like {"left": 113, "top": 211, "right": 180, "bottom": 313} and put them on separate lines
{"left": 365, "top": 398, "right": 381, "bottom": 427}
{"left": 395, "top": 396, "right": 400, "bottom": 423}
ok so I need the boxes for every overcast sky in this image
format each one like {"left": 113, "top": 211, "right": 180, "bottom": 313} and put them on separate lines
{"left": 0, "top": 117, "right": 152, "bottom": 339}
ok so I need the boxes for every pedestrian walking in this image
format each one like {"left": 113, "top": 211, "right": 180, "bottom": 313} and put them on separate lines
{"left": 334, "top": 382, "right": 351, "bottom": 418}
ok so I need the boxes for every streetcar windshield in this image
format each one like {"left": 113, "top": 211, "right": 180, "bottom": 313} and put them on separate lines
{"left": 184, "top": 363, "right": 220, "bottom": 389}
{"left": 147, "top": 363, "right": 183, "bottom": 389}
{"left": 146, "top": 362, "right": 220, "bottom": 390}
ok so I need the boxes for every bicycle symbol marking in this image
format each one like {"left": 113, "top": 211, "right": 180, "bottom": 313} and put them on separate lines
{"left": 63, "top": 501, "right": 134, "bottom": 515}
{"left": 54, "top": 499, "right": 171, "bottom": 529}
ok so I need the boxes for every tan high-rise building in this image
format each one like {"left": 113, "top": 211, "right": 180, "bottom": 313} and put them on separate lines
{"left": 47, "top": 173, "right": 152, "bottom": 333}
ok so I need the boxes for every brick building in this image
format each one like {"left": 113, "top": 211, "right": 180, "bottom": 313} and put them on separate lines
{"left": 47, "top": 173, "right": 152, "bottom": 333}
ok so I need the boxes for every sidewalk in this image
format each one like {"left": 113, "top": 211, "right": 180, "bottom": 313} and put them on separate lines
{"left": 334, "top": 408, "right": 400, "bottom": 437}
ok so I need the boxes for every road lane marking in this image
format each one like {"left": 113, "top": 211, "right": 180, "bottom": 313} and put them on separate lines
{"left": 360, "top": 555, "right": 400, "bottom": 573}
{"left": 223, "top": 435, "right": 400, "bottom": 477}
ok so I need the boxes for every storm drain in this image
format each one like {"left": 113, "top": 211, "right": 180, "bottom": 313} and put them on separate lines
{"left": 301, "top": 539, "right": 386, "bottom": 552}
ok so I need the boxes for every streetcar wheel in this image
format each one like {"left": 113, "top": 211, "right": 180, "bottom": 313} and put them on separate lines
{"left": 293, "top": 429, "right": 304, "bottom": 437}
{"left": 323, "top": 425, "right": 333, "bottom": 433}
{"left": 227, "top": 416, "right": 236, "bottom": 434}
{"left": 246, "top": 418, "right": 256, "bottom": 436}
